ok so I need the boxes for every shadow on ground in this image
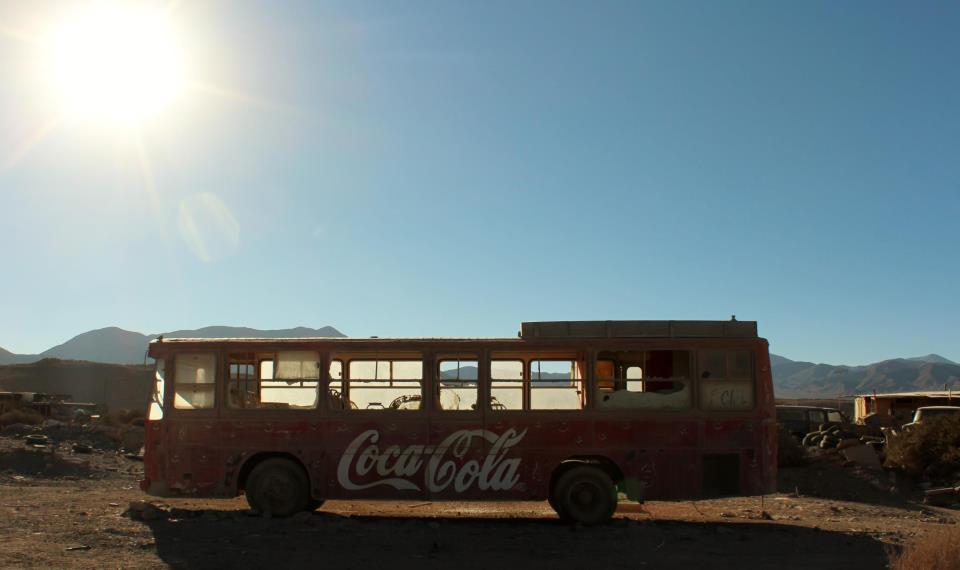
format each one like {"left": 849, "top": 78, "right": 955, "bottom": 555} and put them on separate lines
{"left": 144, "top": 508, "right": 889, "bottom": 570}
{"left": 778, "top": 454, "right": 924, "bottom": 510}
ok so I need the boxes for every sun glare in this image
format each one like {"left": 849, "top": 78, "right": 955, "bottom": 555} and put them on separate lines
{"left": 44, "top": 4, "right": 184, "bottom": 125}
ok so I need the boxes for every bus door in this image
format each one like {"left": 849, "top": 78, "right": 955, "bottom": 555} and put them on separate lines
{"left": 166, "top": 351, "right": 223, "bottom": 495}
{"left": 323, "top": 357, "right": 429, "bottom": 500}
{"left": 427, "top": 355, "right": 489, "bottom": 500}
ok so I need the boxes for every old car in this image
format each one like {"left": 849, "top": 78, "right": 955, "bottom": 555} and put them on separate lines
{"left": 776, "top": 405, "right": 846, "bottom": 439}
{"left": 901, "top": 405, "right": 960, "bottom": 431}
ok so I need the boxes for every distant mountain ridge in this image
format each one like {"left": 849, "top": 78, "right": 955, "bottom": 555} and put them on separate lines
{"left": 772, "top": 353, "right": 960, "bottom": 398}
{"left": 0, "top": 325, "right": 345, "bottom": 365}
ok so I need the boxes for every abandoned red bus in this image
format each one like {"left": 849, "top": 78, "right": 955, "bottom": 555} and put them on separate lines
{"left": 142, "top": 320, "right": 776, "bottom": 524}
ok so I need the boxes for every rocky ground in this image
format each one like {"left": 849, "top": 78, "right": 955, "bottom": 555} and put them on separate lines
{"left": 0, "top": 432, "right": 955, "bottom": 569}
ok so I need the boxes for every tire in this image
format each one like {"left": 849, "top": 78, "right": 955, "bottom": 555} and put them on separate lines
{"left": 553, "top": 466, "right": 617, "bottom": 525}
{"left": 547, "top": 493, "right": 571, "bottom": 522}
{"left": 244, "top": 458, "right": 311, "bottom": 517}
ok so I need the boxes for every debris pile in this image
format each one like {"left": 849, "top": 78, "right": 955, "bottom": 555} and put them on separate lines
{"left": 0, "top": 419, "right": 145, "bottom": 480}
{"left": 798, "top": 424, "right": 884, "bottom": 470}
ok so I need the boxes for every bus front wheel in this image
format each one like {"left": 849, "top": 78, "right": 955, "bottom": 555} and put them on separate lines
{"left": 551, "top": 466, "right": 617, "bottom": 525}
{"left": 245, "top": 458, "right": 310, "bottom": 517}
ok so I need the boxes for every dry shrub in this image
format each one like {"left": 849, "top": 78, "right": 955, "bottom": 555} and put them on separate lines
{"left": 885, "top": 417, "right": 960, "bottom": 478}
{"left": 889, "top": 525, "right": 960, "bottom": 570}
{"left": 0, "top": 408, "right": 45, "bottom": 426}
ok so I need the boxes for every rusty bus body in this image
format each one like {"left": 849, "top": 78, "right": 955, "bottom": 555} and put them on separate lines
{"left": 142, "top": 320, "right": 776, "bottom": 524}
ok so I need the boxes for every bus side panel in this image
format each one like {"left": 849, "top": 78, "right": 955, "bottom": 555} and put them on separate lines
{"left": 219, "top": 417, "right": 325, "bottom": 499}
{"left": 628, "top": 419, "right": 699, "bottom": 500}
{"left": 489, "top": 416, "right": 594, "bottom": 500}
{"left": 163, "top": 414, "right": 225, "bottom": 496}
{"left": 700, "top": 418, "right": 772, "bottom": 496}
{"left": 141, "top": 418, "right": 169, "bottom": 496}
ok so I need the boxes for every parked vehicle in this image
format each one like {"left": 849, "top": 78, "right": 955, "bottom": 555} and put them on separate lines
{"left": 776, "top": 405, "right": 845, "bottom": 439}
{"left": 901, "top": 406, "right": 960, "bottom": 430}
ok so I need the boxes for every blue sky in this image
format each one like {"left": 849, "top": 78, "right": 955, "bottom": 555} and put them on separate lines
{"left": 1, "top": 0, "right": 958, "bottom": 365}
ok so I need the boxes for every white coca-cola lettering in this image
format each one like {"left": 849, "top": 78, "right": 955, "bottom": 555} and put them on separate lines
{"left": 337, "top": 428, "right": 527, "bottom": 492}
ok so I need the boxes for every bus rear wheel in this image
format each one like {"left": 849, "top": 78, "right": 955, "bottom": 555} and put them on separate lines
{"left": 552, "top": 466, "right": 617, "bottom": 525}
{"left": 245, "top": 458, "right": 310, "bottom": 517}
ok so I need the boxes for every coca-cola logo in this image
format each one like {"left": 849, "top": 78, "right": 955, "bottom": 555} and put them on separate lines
{"left": 336, "top": 428, "right": 527, "bottom": 493}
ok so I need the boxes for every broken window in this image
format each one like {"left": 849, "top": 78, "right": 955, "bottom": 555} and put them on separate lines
{"left": 595, "top": 350, "right": 692, "bottom": 410}
{"left": 149, "top": 358, "right": 165, "bottom": 420}
{"left": 438, "top": 358, "right": 478, "bottom": 411}
{"left": 227, "top": 351, "right": 319, "bottom": 410}
{"left": 260, "top": 351, "right": 319, "bottom": 409}
{"left": 490, "top": 360, "right": 523, "bottom": 410}
{"left": 698, "top": 350, "right": 754, "bottom": 411}
{"left": 328, "top": 360, "right": 350, "bottom": 409}
{"left": 174, "top": 353, "right": 217, "bottom": 410}
{"left": 529, "top": 360, "right": 583, "bottom": 410}
{"left": 348, "top": 360, "right": 423, "bottom": 411}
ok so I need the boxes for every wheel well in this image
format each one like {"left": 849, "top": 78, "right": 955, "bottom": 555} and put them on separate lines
{"left": 237, "top": 452, "right": 311, "bottom": 492}
{"left": 549, "top": 456, "right": 624, "bottom": 495}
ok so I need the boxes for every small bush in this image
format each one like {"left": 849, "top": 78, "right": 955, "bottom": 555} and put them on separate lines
{"left": 885, "top": 417, "right": 960, "bottom": 478}
{"left": 889, "top": 525, "right": 960, "bottom": 570}
{"left": 0, "top": 408, "right": 45, "bottom": 426}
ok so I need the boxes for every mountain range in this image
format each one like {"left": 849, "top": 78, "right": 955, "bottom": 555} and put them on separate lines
{"left": 0, "top": 326, "right": 345, "bottom": 365}
{"left": 1, "top": 327, "right": 958, "bottom": 398}
{"left": 772, "top": 353, "right": 960, "bottom": 397}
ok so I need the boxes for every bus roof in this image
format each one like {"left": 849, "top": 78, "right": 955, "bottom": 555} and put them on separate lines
{"left": 149, "top": 320, "right": 759, "bottom": 346}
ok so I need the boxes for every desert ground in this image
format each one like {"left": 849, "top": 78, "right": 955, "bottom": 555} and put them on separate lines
{"left": 0, "top": 432, "right": 954, "bottom": 570}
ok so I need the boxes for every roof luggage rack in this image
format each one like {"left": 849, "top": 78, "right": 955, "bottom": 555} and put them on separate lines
{"left": 519, "top": 320, "right": 758, "bottom": 339}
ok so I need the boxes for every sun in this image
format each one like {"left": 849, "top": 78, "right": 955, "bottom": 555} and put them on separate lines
{"left": 44, "top": 3, "right": 185, "bottom": 126}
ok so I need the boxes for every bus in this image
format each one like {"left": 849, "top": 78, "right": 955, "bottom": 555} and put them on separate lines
{"left": 142, "top": 320, "right": 776, "bottom": 524}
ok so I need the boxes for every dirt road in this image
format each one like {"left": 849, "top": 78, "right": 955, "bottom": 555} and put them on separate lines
{"left": 0, "top": 440, "right": 954, "bottom": 569}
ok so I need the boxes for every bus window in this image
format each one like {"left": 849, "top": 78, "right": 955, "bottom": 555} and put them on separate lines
{"left": 490, "top": 360, "right": 523, "bottom": 410}
{"left": 328, "top": 360, "right": 351, "bottom": 409}
{"left": 262, "top": 351, "right": 319, "bottom": 409}
{"left": 438, "top": 358, "right": 478, "bottom": 411}
{"left": 625, "top": 366, "right": 643, "bottom": 392}
{"left": 699, "top": 350, "right": 754, "bottom": 411}
{"left": 596, "top": 359, "right": 615, "bottom": 392}
{"left": 530, "top": 360, "right": 583, "bottom": 410}
{"left": 348, "top": 360, "right": 423, "bottom": 411}
{"left": 227, "top": 357, "right": 258, "bottom": 408}
{"left": 227, "top": 351, "right": 319, "bottom": 409}
{"left": 174, "top": 353, "right": 217, "bottom": 409}
{"left": 595, "top": 351, "right": 691, "bottom": 411}
{"left": 149, "top": 358, "right": 165, "bottom": 420}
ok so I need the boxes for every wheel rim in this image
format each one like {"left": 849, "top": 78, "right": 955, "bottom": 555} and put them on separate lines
{"left": 259, "top": 470, "right": 298, "bottom": 513}
{"left": 567, "top": 479, "right": 607, "bottom": 520}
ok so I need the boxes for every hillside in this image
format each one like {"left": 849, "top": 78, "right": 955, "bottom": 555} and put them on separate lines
{"left": 0, "top": 359, "right": 153, "bottom": 411}
{"left": 0, "top": 325, "right": 346, "bottom": 365}
{"left": 772, "top": 354, "right": 960, "bottom": 397}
